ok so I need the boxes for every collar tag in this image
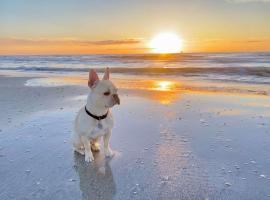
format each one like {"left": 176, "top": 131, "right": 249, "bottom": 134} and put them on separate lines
{"left": 97, "top": 122, "right": 103, "bottom": 129}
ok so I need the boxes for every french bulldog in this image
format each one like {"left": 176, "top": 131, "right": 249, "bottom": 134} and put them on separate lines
{"left": 73, "top": 68, "right": 120, "bottom": 162}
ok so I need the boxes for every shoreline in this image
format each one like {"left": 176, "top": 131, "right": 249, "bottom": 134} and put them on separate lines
{"left": 1, "top": 69, "right": 270, "bottom": 98}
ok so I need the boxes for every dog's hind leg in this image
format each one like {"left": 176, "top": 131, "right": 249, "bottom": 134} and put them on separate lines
{"left": 73, "top": 143, "right": 85, "bottom": 155}
{"left": 72, "top": 134, "right": 85, "bottom": 155}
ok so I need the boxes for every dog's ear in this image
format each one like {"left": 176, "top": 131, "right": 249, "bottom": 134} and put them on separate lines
{"left": 88, "top": 69, "right": 99, "bottom": 88}
{"left": 102, "top": 67, "right": 110, "bottom": 80}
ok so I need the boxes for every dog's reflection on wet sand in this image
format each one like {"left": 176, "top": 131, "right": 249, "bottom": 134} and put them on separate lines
{"left": 73, "top": 152, "right": 116, "bottom": 200}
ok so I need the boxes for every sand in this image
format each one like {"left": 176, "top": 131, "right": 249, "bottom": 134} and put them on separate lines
{"left": 0, "top": 75, "right": 270, "bottom": 200}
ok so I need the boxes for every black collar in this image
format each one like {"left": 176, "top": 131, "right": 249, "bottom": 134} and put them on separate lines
{"left": 85, "top": 106, "right": 108, "bottom": 121}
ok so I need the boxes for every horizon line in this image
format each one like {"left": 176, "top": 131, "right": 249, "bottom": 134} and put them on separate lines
{"left": 0, "top": 50, "right": 270, "bottom": 56}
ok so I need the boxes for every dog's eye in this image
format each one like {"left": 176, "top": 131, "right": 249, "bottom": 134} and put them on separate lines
{"left": 104, "top": 91, "right": 110, "bottom": 96}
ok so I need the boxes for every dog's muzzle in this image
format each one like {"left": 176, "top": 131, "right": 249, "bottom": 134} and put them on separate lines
{"left": 113, "top": 94, "right": 120, "bottom": 105}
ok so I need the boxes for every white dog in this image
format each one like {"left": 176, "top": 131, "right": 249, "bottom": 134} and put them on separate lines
{"left": 73, "top": 68, "right": 120, "bottom": 162}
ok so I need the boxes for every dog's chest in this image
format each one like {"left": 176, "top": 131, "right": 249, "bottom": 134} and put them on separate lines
{"left": 90, "top": 120, "right": 107, "bottom": 138}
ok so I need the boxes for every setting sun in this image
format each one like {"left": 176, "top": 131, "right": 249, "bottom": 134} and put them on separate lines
{"left": 149, "top": 32, "right": 183, "bottom": 54}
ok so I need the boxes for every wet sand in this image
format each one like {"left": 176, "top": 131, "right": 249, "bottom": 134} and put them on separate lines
{"left": 0, "top": 75, "right": 270, "bottom": 200}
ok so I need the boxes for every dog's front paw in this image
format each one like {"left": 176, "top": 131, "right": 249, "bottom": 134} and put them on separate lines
{"left": 85, "top": 153, "right": 94, "bottom": 162}
{"left": 105, "top": 148, "right": 114, "bottom": 157}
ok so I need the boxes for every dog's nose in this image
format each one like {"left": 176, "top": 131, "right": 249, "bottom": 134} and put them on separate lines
{"left": 112, "top": 94, "right": 120, "bottom": 105}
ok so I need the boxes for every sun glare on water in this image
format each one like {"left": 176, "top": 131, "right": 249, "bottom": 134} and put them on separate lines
{"left": 155, "top": 81, "right": 174, "bottom": 91}
{"left": 149, "top": 32, "right": 183, "bottom": 53}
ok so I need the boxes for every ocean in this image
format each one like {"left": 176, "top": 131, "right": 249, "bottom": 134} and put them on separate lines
{"left": 0, "top": 52, "right": 270, "bottom": 95}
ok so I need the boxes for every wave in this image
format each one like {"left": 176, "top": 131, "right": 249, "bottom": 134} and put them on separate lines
{"left": 1, "top": 66, "right": 270, "bottom": 78}
{"left": 2, "top": 52, "right": 269, "bottom": 64}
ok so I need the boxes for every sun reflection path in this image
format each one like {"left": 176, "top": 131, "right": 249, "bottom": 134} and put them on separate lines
{"left": 150, "top": 81, "right": 179, "bottom": 104}
{"left": 115, "top": 79, "right": 181, "bottom": 105}
{"left": 155, "top": 81, "right": 175, "bottom": 91}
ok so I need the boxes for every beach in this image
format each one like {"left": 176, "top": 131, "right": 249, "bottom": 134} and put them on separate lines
{"left": 1, "top": 0, "right": 270, "bottom": 198}
{"left": 0, "top": 71, "right": 270, "bottom": 200}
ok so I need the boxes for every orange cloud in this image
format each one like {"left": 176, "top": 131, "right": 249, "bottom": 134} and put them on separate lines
{"left": 227, "top": 0, "right": 270, "bottom": 2}
{"left": 0, "top": 38, "right": 141, "bottom": 46}
{"left": 184, "top": 38, "right": 270, "bottom": 52}
{"left": 0, "top": 38, "right": 144, "bottom": 55}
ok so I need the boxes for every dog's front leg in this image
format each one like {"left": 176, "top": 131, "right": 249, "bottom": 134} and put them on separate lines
{"left": 103, "top": 129, "right": 114, "bottom": 157}
{"left": 81, "top": 136, "right": 94, "bottom": 162}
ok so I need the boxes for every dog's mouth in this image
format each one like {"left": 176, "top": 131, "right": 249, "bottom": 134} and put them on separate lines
{"left": 106, "top": 99, "right": 120, "bottom": 108}
{"left": 105, "top": 102, "right": 118, "bottom": 108}
{"left": 104, "top": 94, "right": 120, "bottom": 108}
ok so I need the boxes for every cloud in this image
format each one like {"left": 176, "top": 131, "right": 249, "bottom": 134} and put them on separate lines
{"left": 0, "top": 37, "right": 145, "bottom": 55}
{"left": 186, "top": 37, "right": 270, "bottom": 44}
{"left": 246, "top": 40, "right": 265, "bottom": 43}
{"left": 227, "top": 0, "right": 270, "bottom": 3}
{"left": 84, "top": 39, "right": 141, "bottom": 45}
{"left": 0, "top": 38, "right": 142, "bottom": 46}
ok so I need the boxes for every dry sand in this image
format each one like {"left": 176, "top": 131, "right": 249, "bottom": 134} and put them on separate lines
{"left": 0, "top": 75, "right": 270, "bottom": 200}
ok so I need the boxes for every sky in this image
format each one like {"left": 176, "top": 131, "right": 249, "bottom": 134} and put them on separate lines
{"left": 0, "top": 0, "right": 270, "bottom": 54}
